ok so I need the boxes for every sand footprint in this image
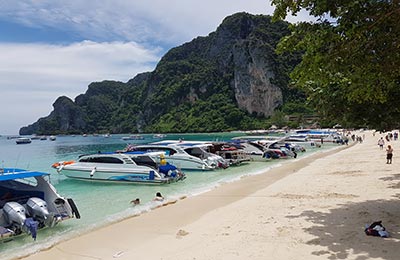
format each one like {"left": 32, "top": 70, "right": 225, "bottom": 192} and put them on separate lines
{"left": 176, "top": 229, "right": 189, "bottom": 239}
{"left": 113, "top": 251, "right": 124, "bottom": 258}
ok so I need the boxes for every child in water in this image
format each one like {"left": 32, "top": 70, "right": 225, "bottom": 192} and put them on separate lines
{"left": 130, "top": 198, "right": 140, "bottom": 205}
{"left": 153, "top": 192, "right": 164, "bottom": 201}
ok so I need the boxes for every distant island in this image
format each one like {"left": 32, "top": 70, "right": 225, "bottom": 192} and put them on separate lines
{"left": 20, "top": 12, "right": 312, "bottom": 135}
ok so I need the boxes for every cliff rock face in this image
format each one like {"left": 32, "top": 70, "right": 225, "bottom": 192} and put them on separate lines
{"left": 20, "top": 96, "right": 86, "bottom": 135}
{"left": 232, "top": 40, "right": 283, "bottom": 116}
{"left": 20, "top": 12, "right": 299, "bottom": 135}
{"left": 52, "top": 96, "right": 87, "bottom": 131}
{"left": 210, "top": 14, "right": 285, "bottom": 116}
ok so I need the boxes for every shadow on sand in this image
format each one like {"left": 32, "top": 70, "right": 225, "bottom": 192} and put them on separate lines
{"left": 286, "top": 199, "right": 400, "bottom": 260}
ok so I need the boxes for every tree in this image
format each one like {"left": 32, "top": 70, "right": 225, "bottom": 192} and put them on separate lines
{"left": 271, "top": 0, "right": 400, "bottom": 130}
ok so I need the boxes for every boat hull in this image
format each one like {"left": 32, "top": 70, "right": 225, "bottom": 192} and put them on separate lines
{"left": 60, "top": 165, "right": 183, "bottom": 184}
{"left": 162, "top": 156, "right": 214, "bottom": 171}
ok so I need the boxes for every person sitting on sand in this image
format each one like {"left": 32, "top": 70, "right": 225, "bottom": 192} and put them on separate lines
{"left": 130, "top": 198, "right": 140, "bottom": 205}
{"left": 153, "top": 192, "right": 164, "bottom": 201}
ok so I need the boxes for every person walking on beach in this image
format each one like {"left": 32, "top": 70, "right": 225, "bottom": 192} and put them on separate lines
{"left": 386, "top": 145, "right": 393, "bottom": 164}
{"left": 378, "top": 137, "right": 385, "bottom": 150}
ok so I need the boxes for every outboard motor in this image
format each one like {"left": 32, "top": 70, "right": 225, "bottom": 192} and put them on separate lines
{"left": 3, "top": 202, "right": 38, "bottom": 239}
{"left": 3, "top": 202, "right": 27, "bottom": 229}
{"left": 26, "top": 197, "right": 50, "bottom": 223}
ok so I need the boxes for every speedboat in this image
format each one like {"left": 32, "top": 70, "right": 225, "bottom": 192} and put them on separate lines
{"left": 266, "top": 142, "right": 297, "bottom": 159}
{"left": 149, "top": 140, "right": 231, "bottom": 168}
{"left": 175, "top": 142, "right": 230, "bottom": 169}
{"left": 0, "top": 168, "right": 80, "bottom": 241}
{"left": 200, "top": 142, "right": 251, "bottom": 166}
{"left": 52, "top": 152, "right": 185, "bottom": 184}
{"left": 234, "top": 141, "right": 288, "bottom": 160}
{"left": 289, "top": 129, "right": 343, "bottom": 143}
{"left": 132, "top": 144, "right": 222, "bottom": 170}
{"left": 15, "top": 137, "right": 31, "bottom": 144}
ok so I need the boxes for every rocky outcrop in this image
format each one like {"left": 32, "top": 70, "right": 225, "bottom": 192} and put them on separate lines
{"left": 20, "top": 96, "right": 86, "bottom": 135}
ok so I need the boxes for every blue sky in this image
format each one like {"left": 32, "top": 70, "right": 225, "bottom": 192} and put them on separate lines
{"left": 0, "top": 0, "right": 313, "bottom": 135}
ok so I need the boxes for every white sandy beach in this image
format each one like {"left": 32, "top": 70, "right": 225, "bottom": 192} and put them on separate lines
{"left": 20, "top": 130, "right": 400, "bottom": 260}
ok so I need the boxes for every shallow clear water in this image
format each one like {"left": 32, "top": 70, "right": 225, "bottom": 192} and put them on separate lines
{"left": 0, "top": 133, "right": 338, "bottom": 258}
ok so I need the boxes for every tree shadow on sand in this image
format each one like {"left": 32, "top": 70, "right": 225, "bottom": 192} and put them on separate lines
{"left": 286, "top": 200, "right": 400, "bottom": 260}
{"left": 380, "top": 174, "right": 400, "bottom": 189}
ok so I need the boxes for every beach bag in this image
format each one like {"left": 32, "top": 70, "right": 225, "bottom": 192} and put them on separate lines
{"left": 365, "top": 221, "right": 389, "bottom": 237}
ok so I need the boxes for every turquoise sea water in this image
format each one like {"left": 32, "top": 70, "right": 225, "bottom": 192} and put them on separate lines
{"left": 0, "top": 133, "right": 338, "bottom": 259}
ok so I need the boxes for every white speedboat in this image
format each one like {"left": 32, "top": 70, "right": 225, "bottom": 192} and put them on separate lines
{"left": 150, "top": 140, "right": 231, "bottom": 168}
{"left": 235, "top": 141, "right": 290, "bottom": 160}
{"left": 132, "top": 144, "right": 219, "bottom": 170}
{"left": 174, "top": 142, "right": 229, "bottom": 169}
{"left": 52, "top": 152, "right": 185, "bottom": 184}
{"left": 0, "top": 168, "right": 80, "bottom": 241}
{"left": 289, "top": 129, "right": 343, "bottom": 143}
{"left": 15, "top": 137, "right": 31, "bottom": 144}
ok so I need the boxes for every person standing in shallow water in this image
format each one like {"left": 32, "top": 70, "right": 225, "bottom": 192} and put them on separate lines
{"left": 386, "top": 145, "right": 393, "bottom": 164}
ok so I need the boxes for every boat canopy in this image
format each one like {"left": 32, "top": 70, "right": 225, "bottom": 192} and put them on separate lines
{"left": 0, "top": 169, "right": 49, "bottom": 181}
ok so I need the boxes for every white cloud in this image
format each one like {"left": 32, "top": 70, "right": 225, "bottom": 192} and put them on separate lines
{"left": 0, "top": 0, "right": 315, "bottom": 45}
{"left": 0, "top": 41, "right": 161, "bottom": 134}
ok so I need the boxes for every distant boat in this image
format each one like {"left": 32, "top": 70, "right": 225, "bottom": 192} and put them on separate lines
{"left": 49, "top": 136, "right": 56, "bottom": 141}
{"left": 31, "top": 135, "right": 47, "bottom": 140}
{"left": 288, "top": 129, "right": 343, "bottom": 143}
{"left": 15, "top": 138, "right": 31, "bottom": 145}
{"left": 122, "top": 135, "right": 144, "bottom": 140}
{"left": 153, "top": 134, "right": 166, "bottom": 139}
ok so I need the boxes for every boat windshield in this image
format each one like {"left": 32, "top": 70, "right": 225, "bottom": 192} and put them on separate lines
{"left": 184, "top": 147, "right": 206, "bottom": 159}
{"left": 79, "top": 156, "right": 124, "bottom": 164}
{"left": 136, "top": 146, "right": 179, "bottom": 155}
{"left": 130, "top": 155, "right": 158, "bottom": 169}
{"left": 8, "top": 176, "right": 38, "bottom": 186}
